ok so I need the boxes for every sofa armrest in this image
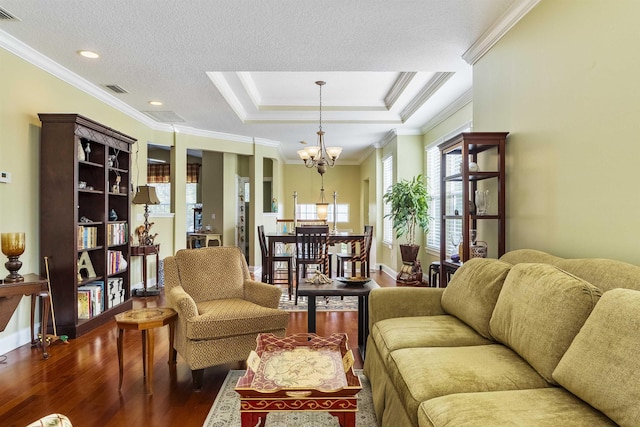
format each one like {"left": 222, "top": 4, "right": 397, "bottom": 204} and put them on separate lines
{"left": 167, "top": 285, "right": 198, "bottom": 320}
{"left": 369, "top": 287, "right": 446, "bottom": 329}
{"left": 244, "top": 280, "right": 282, "bottom": 309}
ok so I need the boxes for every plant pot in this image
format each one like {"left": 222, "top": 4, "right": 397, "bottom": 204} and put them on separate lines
{"left": 400, "top": 244, "right": 420, "bottom": 264}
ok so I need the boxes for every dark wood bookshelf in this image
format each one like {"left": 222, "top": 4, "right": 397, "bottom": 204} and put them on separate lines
{"left": 38, "top": 113, "right": 136, "bottom": 338}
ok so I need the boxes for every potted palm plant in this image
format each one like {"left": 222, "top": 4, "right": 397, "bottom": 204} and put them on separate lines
{"left": 383, "top": 174, "right": 431, "bottom": 267}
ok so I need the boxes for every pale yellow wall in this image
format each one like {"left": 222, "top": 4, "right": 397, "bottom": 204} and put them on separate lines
{"left": 282, "top": 164, "right": 361, "bottom": 233}
{"left": 359, "top": 147, "right": 381, "bottom": 270}
{"left": 202, "top": 151, "right": 224, "bottom": 234}
{"left": 473, "top": 0, "right": 640, "bottom": 263}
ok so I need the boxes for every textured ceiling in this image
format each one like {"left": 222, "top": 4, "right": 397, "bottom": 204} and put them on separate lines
{"left": 0, "top": 0, "right": 529, "bottom": 162}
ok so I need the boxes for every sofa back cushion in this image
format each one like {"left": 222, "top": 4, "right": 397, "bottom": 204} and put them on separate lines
{"left": 441, "top": 258, "right": 512, "bottom": 339}
{"left": 555, "top": 258, "right": 640, "bottom": 292}
{"left": 489, "top": 263, "right": 601, "bottom": 383}
{"left": 553, "top": 288, "right": 640, "bottom": 426}
{"left": 174, "top": 247, "right": 247, "bottom": 302}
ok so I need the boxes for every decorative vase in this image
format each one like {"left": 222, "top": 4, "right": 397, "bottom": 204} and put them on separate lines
{"left": 1, "top": 232, "right": 25, "bottom": 282}
{"left": 475, "top": 190, "right": 489, "bottom": 215}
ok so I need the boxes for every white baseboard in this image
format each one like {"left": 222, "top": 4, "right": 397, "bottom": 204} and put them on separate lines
{"left": 0, "top": 324, "right": 38, "bottom": 356}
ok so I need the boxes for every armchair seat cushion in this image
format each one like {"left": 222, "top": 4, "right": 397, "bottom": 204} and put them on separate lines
{"left": 187, "top": 298, "right": 289, "bottom": 340}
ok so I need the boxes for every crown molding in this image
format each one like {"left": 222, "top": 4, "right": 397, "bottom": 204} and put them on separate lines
{"left": 462, "top": 0, "right": 541, "bottom": 65}
{"left": 400, "top": 72, "right": 454, "bottom": 122}
{"left": 420, "top": 88, "right": 472, "bottom": 134}
{"left": 206, "top": 72, "right": 248, "bottom": 121}
{"left": 1, "top": 32, "right": 268, "bottom": 146}
{"left": 173, "top": 124, "right": 254, "bottom": 144}
{"left": 0, "top": 29, "right": 162, "bottom": 130}
{"left": 378, "top": 129, "right": 398, "bottom": 148}
{"left": 385, "top": 72, "right": 417, "bottom": 109}
{"left": 253, "top": 137, "right": 280, "bottom": 147}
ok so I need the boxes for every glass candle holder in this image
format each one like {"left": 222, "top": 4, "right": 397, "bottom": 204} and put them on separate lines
{"left": 1, "top": 232, "right": 26, "bottom": 283}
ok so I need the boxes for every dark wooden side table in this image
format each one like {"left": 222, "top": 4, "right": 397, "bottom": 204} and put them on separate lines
{"left": 297, "top": 279, "right": 380, "bottom": 360}
{"left": 115, "top": 307, "right": 177, "bottom": 395}
{"left": 130, "top": 244, "right": 160, "bottom": 297}
{"left": 0, "top": 273, "right": 51, "bottom": 359}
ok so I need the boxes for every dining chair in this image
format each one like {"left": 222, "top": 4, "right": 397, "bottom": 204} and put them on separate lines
{"left": 295, "top": 225, "right": 331, "bottom": 304}
{"left": 257, "top": 225, "right": 294, "bottom": 298}
{"left": 336, "top": 225, "right": 373, "bottom": 278}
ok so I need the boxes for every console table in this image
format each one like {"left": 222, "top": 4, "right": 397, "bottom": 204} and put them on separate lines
{"left": 0, "top": 273, "right": 51, "bottom": 359}
{"left": 130, "top": 244, "right": 160, "bottom": 297}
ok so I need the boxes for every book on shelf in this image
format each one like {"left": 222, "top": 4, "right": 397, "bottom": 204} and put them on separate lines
{"left": 107, "top": 223, "right": 128, "bottom": 246}
{"left": 77, "top": 225, "right": 98, "bottom": 249}
{"left": 107, "top": 250, "right": 127, "bottom": 275}
{"left": 78, "top": 282, "right": 104, "bottom": 318}
{"left": 77, "top": 289, "right": 91, "bottom": 319}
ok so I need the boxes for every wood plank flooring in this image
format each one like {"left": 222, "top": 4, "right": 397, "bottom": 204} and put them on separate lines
{"left": 0, "top": 270, "right": 396, "bottom": 427}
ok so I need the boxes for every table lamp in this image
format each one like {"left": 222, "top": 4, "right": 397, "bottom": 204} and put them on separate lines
{"left": 132, "top": 185, "right": 161, "bottom": 246}
{"left": 1, "top": 232, "right": 25, "bottom": 283}
{"left": 132, "top": 186, "right": 161, "bottom": 297}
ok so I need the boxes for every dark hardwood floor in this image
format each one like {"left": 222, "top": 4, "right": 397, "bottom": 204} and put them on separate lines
{"left": 0, "top": 270, "right": 396, "bottom": 427}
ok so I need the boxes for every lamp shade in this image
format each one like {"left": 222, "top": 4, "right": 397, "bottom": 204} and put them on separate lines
{"left": 132, "top": 185, "right": 161, "bottom": 205}
{"left": 316, "top": 202, "right": 329, "bottom": 221}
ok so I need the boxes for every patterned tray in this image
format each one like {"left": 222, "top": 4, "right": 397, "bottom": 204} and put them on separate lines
{"left": 236, "top": 333, "right": 361, "bottom": 396}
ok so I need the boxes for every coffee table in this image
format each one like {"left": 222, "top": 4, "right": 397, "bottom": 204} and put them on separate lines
{"left": 235, "top": 333, "right": 362, "bottom": 427}
{"left": 297, "top": 278, "right": 380, "bottom": 360}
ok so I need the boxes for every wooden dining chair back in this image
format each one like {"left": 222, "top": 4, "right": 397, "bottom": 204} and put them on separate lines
{"left": 257, "top": 225, "right": 293, "bottom": 298}
{"left": 336, "top": 225, "right": 374, "bottom": 278}
{"left": 294, "top": 225, "right": 330, "bottom": 304}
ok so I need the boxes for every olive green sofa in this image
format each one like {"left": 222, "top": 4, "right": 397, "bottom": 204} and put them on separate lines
{"left": 364, "top": 249, "right": 640, "bottom": 427}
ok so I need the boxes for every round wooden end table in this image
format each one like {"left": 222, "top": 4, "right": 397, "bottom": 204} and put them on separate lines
{"left": 115, "top": 307, "right": 177, "bottom": 395}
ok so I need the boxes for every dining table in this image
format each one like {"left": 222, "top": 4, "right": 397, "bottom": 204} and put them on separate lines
{"left": 265, "top": 231, "right": 367, "bottom": 280}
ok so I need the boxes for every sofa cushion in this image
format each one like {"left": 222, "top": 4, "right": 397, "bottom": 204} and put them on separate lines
{"left": 553, "top": 288, "right": 640, "bottom": 426}
{"left": 441, "top": 258, "right": 512, "bottom": 338}
{"left": 388, "top": 345, "right": 550, "bottom": 426}
{"left": 186, "top": 298, "right": 289, "bottom": 339}
{"left": 175, "top": 247, "right": 246, "bottom": 301}
{"left": 371, "top": 315, "right": 492, "bottom": 365}
{"left": 418, "top": 388, "right": 616, "bottom": 427}
{"left": 489, "top": 263, "right": 601, "bottom": 383}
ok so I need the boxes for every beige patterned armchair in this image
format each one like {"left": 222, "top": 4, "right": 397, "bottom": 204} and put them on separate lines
{"left": 164, "top": 246, "right": 289, "bottom": 389}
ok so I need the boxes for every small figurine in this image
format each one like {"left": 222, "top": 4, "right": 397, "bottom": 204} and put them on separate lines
{"left": 84, "top": 143, "right": 91, "bottom": 162}
{"left": 109, "top": 209, "right": 118, "bottom": 221}
{"left": 271, "top": 198, "right": 277, "bottom": 212}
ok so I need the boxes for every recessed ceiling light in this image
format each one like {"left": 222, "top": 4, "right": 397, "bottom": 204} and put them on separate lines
{"left": 78, "top": 50, "right": 99, "bottom": 59}
{"left": 148, "top": 101, "right": 163, "bottom": 106}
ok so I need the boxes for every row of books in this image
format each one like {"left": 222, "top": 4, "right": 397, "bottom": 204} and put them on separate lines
{"left": 107, "top": 223, "right": 128, "bottom": 246}
{"left": 77, "top": 226, "right": 98, "bottom": 250}
{"left": 78, "top": 281, "right": 104, "bottom": 319}
{"left": 107, "top": 250, "right": 127, "bottom": 275}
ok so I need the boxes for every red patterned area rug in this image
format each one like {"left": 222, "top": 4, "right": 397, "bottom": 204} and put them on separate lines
{"left": 202, "top": 369, "right": 377, "bottom": 427}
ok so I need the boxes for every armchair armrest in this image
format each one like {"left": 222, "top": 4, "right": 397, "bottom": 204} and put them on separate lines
{"left": 368, "top": 287, "right": 446, "bottom": 330}
{"left": 244, "top": 280, "right": 282, "bottom": 309}
{"left": 167, "top": 285, "right": 199, "bottom": 319}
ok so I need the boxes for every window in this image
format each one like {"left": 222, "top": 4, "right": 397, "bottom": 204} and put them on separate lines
{"left": 296, "top": 204, "right": 349, "bottom": 223}
{"left": 382, "top": 155, "right": 393, "bottom": 244}
{"left": 148, "top": 182, "right": 198, "bottom": 231}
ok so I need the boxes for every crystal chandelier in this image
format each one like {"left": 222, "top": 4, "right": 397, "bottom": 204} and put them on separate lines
{"left": 297, "top": 81, "right": 343, "bottom": 175}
